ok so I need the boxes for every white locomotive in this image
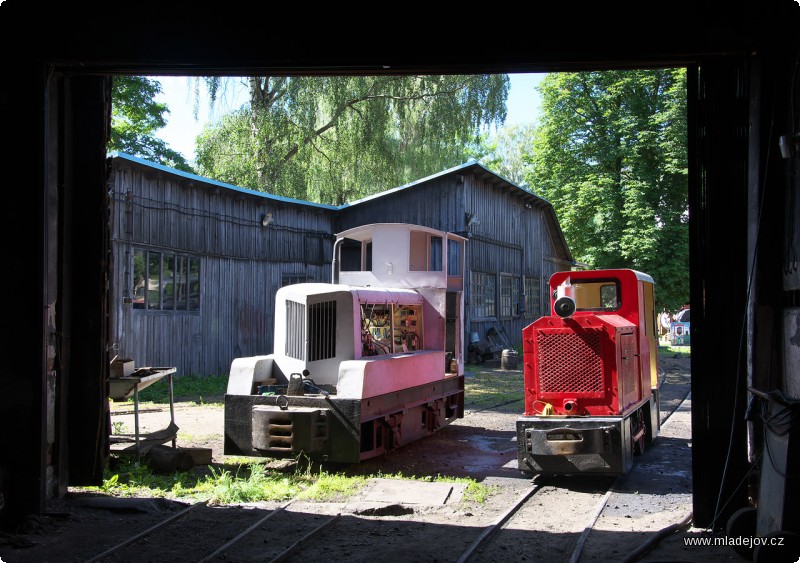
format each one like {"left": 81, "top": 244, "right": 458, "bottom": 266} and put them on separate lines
{"left": 224, "top": 224, "right": 467, "bottom": 463}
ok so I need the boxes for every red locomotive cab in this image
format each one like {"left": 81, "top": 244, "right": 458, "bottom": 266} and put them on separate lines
{"left": 517, "top": 269, "right": 660, "bottom": 476}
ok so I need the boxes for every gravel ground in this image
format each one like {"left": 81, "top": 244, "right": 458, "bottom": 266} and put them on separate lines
{"left": 0, "top": 355, "right": 757, "bottom": 563}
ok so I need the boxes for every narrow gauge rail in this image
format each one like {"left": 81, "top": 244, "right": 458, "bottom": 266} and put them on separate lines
{"left": 456, "top": 388, "right": 692, "bottom": 563}
{"left": 455, "top": 478, "right": 615, "bottom": 563}
{"left": 84, "top": 501, "right": 339, "bottom": 563}
{"left": 84, "top": 369, "right": 689, "bottom": 563}
{"left": 81, "top": 477, "right": 627, "bottom": 563}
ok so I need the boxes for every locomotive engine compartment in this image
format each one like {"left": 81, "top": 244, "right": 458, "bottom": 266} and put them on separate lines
{"left": 224, "top": 224, "right": 466, "bottom": 464}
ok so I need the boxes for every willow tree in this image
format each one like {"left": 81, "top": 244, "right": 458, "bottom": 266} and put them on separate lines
{"left": 195, "top": 75, "right": 508, "bottom": 204}
{"left": 478, "top": 122, "right": 537, "bottom": 187}
{"left": 526, "top": 69, "right": 688, "bottom": 309}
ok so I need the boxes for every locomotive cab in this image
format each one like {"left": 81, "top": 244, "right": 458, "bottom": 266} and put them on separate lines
{"left": 224, "top": 224, "right": 466, "bottom": 463}
{"left": 516, "top": 269, "right": 660, "bottom": 475}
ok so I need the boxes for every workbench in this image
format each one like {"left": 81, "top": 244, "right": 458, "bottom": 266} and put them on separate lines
{"left": 109, "top": 367, "right": 178, "bottom": 457}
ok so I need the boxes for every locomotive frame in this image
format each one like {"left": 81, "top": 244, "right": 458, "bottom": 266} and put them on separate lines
{"left": 516, "top": 269, "right": 661, "bottom": 475}
{"left": 224, "top": 223, "right": 467, "bottom": 463}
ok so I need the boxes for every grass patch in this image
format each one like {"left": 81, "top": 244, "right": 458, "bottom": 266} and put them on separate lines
{"left": 78, "top": 456, "right": 490, "bottom": 508}
{"left": 135, "top": 374, "right": 228, "bottom": 404}
{"left": 464, "top": 366, "right": 524, "bottom": 413}
{"left": 196, "top": 463, "right": 369, "bottom": 504}
{"left": 658, "top": 344, "right": 691, "bottom": 359}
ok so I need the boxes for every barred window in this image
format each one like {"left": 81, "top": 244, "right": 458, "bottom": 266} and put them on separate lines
{"left": 471, "top": 272, "right": 496, "bottom": 319}
{"left": 132, "top": 249, "right": 199, "bottom": 312}
{"left": 499, "top": 275, "right": 521, "bottom": 319}
{"left": 524, "top": 276, "right": 541, "bottom": 318}
{"left": 282, "top": 274, "right": 309, "bottom": 287}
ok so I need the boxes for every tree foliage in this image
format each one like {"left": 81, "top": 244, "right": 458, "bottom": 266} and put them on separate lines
{"left": 195, "top": 75, "right": 509, "bottom": 204}
{"left": 477, "top": 123, "right": 537, "bottom": 187}
{"left": 526, "top": 69, "right": 688, "bottom": 309}
{"left": 109, "top": 76, "right": 193, "bottom": 173}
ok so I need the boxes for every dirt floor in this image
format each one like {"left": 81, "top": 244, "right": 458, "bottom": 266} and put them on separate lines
{"left": 0, "top": 354, "right": 764, "bottom": 563}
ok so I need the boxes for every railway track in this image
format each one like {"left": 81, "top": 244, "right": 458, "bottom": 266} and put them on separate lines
{"left": 84, "top": 500, "right": 341, "bottom": 563}
{"left": 457, "top": 476, "right": 617, "bottom": 563}
{"left": 80, "top": 475, "right": 621, "bottom": 563}
{"left": 79, "top": 369, "right": 691, "bottom": 563}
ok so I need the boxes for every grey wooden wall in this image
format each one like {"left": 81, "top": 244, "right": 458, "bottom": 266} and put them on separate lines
{"left": 335, "top": 175, "right": 466, "bottom": 233}
{"left": 109, "top": 158, "right": 335, "bottom": 377}
{"left": 463, "top": 173, "right": 565, "bottom": 348}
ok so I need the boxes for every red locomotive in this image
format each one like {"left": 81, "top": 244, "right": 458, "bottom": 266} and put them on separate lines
{"left": 516, "top": 269, "right": 660, "bottom": 475}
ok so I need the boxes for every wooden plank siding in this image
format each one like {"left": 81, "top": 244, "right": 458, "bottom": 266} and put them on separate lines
{"left": 109, "top": 157, "right": 335, "bottom": 377}
{"left": 335, "top": 175, "right": 466, "bottom": 233}
{"left": 463, "top": 172, "right": 563, "bottom": 348}
{"left": 109, "top": 155, "right": 573, "bottom": 376}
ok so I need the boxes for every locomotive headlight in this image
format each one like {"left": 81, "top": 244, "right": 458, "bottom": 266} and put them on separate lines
{"left": 554, "top": 277, "right": 576, "bottom": 318}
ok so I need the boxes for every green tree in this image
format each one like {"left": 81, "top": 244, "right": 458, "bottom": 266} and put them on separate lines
{"left": 195, "top": 75, "right": 509, "bottom": 204}
{"left": 526, "top": 69, "right": 688, "bottom": 309}
{"left": 477, "top": 123, "right": 537, "bottom": 187}
{"left": 109, "top": 76, "right": 193, "bottom": 173}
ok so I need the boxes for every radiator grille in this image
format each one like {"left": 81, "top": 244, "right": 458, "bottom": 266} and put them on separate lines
{"left": 537, "top": 330, "right": 603, "bottom": 394}
{"left": 285, "top": 300, "right": 306, "bottom": 360}
{"left": 308, "top": 301, "right": 336, "bottom": 361}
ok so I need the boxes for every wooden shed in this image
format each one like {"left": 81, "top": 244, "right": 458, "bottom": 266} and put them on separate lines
{"left": 109, "top": 154, "right": 573, "bottom": 377}
{"left": 109, "top": 153, "right": 337, "bottom": 377}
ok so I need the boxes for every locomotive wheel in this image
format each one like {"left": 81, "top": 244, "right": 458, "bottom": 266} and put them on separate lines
{"left": 725, "top": 506, "right": 757, "bottom": 560}
{"left": 632, "top": 410, "right": 646, "bottom": 455}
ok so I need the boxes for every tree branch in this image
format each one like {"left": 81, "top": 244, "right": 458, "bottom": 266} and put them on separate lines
{"left": 281, "top": 79, "right": 469, "bottom": 163}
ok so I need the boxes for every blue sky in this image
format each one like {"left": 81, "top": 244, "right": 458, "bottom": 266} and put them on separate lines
{"left": 153, "top": 73, "right": 545, "bottom": 162}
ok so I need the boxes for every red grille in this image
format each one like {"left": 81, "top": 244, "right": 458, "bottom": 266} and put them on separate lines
{"left": 537, "top": 330, "right": 603, "bottom": 394}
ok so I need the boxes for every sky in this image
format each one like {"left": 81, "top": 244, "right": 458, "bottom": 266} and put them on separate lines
{"left": 153, "top": 73, "right": 545, "bottom": 163}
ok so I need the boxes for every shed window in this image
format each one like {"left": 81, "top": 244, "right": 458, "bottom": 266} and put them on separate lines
{"left": 133, "top": 249, "right": 200, "bottom": 312}
{"left": 471, "top": 272, "right": 496, "bottom": 319}
{"left": 282, "top": 274, "right": 309, "bottom": 287}
{"left": 524, "top": 276, "right": 541, "bottom": 318}
{"left": 499, "top": 275, "right": 521, "bottom": 319}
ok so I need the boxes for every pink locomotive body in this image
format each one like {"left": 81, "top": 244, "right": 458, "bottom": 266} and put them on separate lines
{"left": 517, "top": 269, "right": 660, "bottom": 475}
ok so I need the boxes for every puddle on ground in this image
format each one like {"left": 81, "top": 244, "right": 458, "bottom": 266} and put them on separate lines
{"left": 457, "top": 435, "right": 519, "bottom": 473}
{"left": 466, "top": 434, "right": 517, "bottom": 454}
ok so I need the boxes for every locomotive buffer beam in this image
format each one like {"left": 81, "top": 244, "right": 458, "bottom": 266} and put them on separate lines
{"left": 516, "top": 415, "right": 634, "bottom": 476}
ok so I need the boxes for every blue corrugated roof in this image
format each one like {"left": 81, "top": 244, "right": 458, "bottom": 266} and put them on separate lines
{"left": 108, "top": 151, "right": 339, "bottom": 210}
{"left": 108, "top": 151, "right": 552, "bottom": 211}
